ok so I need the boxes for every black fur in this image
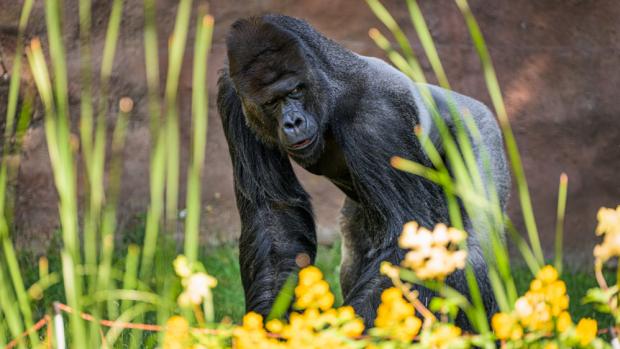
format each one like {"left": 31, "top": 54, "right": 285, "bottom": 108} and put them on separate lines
{"left": 217, "top": 14, "right": 510, "bottom": 330}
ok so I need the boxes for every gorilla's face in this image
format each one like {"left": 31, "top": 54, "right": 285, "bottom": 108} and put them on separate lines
{"left": 226, "top": 20, "right": 326, "bottom": 164}
{"left": 251, "top": 74, "right": 319, "bottom": 155}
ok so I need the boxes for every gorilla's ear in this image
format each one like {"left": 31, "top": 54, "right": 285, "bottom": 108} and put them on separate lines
{"left": 226, "top": 17, "right": 300, "bottom": 79}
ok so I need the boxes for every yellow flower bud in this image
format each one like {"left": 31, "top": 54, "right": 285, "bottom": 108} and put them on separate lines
{"left": 298, "top": 266, "right": 323, "bottom": 286}
{"left": 544, "top": 342, "right": 558, "bottom": 349}
{"left": 556, "top": 311, "right": 572, "bottom": 332}
{"left": 537, "top": 265, "right": 558, "bottom": 284}
{"left": 173, "top": 256, "right": 192, "bottom": 278}
{"left": 575, "top": 318, "right": 597, "bottom": 346}
{"left": 492, "top": 312, "right": 522, "bottom": 340}
{"left": 163, "top": 316, "right": 190, "bottom": 349}
{"left": 242, "top": 312, "right": 264, "bottom": 331}
{"left": 340, "top": 319, "right": 364, "bottom": 337}
{"left": 266, "top": 319, "right": 284, "bottom": 333}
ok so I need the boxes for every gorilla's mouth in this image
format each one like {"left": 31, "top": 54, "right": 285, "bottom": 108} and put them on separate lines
{"left": 288, "top": 134, "right": 317, "bottom": 151}
{"left": 292, "top": 138, "right": 312, "bottom": 148}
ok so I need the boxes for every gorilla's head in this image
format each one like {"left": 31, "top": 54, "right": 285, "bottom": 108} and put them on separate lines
{"left": 225, "top": 17, "right": 329, "bottom": 164}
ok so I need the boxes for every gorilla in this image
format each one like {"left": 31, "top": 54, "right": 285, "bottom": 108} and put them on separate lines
{"left": 217, "top": 14, "right": 510, "bottom": 329}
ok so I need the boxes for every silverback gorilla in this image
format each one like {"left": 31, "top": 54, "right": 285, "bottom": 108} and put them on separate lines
{"left": 217, "top": 15, "right": 510, "bottom": 329}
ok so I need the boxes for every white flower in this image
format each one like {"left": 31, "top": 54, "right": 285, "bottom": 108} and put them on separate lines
{"left": 432, "top": 224, "right": 450, "bottom": 245}
{"left": 451, "top": 250, "right": 468, "bottom": 269}
{"left": 399, "top": 221, "right": 419, "bottom": 248}
{"left": 515, "top": 297, "right": 533, "bottom": 318}
{"left": 596, "top": 206, "right": 620, "bottom": 236}
{"left": 397, "top": 221, "right": 469, "bottom": 281}
{"left": 447, "top": 227, "right": 467, "bottom": 244}
{"left": 404, "top": 250, "right": 427, "bottom": 268}
{"left": 179, "top": 272, "right": 217, "bottom": 306}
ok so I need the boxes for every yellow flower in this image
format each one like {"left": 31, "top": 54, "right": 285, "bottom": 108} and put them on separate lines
{"left": 163, "top": 316, "right": 190, "bottom": 349}
{"left": 492, "top": 312, "right": 523, "bottom": 340}
{"left": 575, "top": 318, "right": 597, "bottom": 346}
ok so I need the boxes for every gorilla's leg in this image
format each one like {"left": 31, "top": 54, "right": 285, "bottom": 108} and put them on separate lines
{"left": 339, "top": 199, "right": 496, "bottom": 331}
{"left": 339, "top": 200, "right": 425, "bottom": 328}
{"left": 344, "top": 249, "right": 491, "bottom": 331}
{"left": 341, "top": 243, "right": 433, "bottom": 329}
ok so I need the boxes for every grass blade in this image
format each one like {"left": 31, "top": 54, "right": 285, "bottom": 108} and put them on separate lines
{"left": 164, "top": 0, "right": 193, "bottom": 226}
{"left": 454, "top": 0, "right": 544, "bottom": 265}
{"left": 144, "top": 0, "right": 162, "bottom": 135}
{"left": 554, "top": 173, "right": 568, "bottom": 274}
{"left": 184, "top": 13, "right": 214, "bottom": 263}
{"left": 0, "top": 264, "right": 26, "bottom": 349}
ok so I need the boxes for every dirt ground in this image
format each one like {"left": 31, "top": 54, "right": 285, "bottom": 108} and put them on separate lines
{"left": 0, "top": 0, "right": 619, "bottom": 261}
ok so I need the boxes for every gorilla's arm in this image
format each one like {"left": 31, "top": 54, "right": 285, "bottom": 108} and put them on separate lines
{"left": 218, "top": 74, "right": 317, "bottom": 316}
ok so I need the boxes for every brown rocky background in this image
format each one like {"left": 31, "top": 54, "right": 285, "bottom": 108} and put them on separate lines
{"left": 0, "top": 0, "right": 618, "bottom": 261}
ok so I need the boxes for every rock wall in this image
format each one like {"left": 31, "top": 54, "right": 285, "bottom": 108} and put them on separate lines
{"left": 1, "top": 0, "right": 618, "bottom": 260}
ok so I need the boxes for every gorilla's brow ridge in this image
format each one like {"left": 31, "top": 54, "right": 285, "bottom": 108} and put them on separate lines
{"left": 238, "top": 42, "right": 290, "bottom": 76}
{"left": 260, "top": 70, "right": 297, "bottom": 88}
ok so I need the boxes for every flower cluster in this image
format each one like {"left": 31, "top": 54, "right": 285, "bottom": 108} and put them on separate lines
{"left": 398, "top": 221, "right": 468, "bottom": 280}
{"left": 372, "top": 287, "right": 422, "bottom": 342}
{"left": 233, "top": 266, "right": 365, "bottom": 349}
{"left": 492, "top": 265, "right": 598, "bottom": 347}
{"left": 418, "top": 323, "right": 467, "bottom": 349}
{"left": 294, "top": 266, "right": 335, "bottom": 311}
{"left": 593, "top": 205, "right": 620, "bottom": 263}
{"left": 173, "top": 255, "right": 217, "bottom": 307}
{"left": 161, "top": 205, "right": 617, "bottom": 349}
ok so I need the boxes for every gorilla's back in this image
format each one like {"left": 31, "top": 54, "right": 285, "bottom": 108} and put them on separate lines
{"left": 360, "top": 55, "right": 511, "bottom": 211}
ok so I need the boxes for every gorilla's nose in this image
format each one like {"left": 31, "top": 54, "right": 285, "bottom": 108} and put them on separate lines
{"left": 283, "top": 114, "right": 306, "bottom": 135}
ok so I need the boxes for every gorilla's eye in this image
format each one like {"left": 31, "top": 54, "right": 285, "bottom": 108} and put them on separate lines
{"left": 288, "top": 86, "right": 303, "bottom": 98}
{"left": 264, "top": 98, "right": 279, "bottom": 108}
